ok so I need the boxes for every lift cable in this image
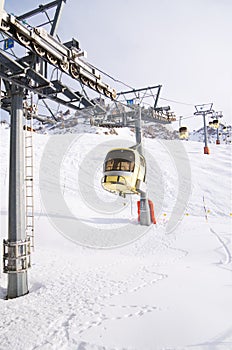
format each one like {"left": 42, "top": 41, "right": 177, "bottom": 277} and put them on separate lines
{"left": 86, "top": 61, "right": 134, "bottom": 91}
{"left": 87, "top": 62, "right": 198, "bottom": 113}
{"left": 180, "top": 115, "right": 196, "bottom": 121}
{"left": 159, "top": 97, "right": 195, "bottom": 106}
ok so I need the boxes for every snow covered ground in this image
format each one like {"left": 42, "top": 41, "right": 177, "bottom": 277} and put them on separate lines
{"left": 0, "top": 125, "right": 231, "bottom": 350}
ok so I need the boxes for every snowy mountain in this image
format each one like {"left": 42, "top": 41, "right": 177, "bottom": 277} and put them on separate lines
{"left": 1, "top": 113, "right": 231, "bottom": 145}
{"left": 189, "top": 124, "right": 232, "bottom": 144}
{"left": 0, "top": 120, "right": 232, "bottom": 350}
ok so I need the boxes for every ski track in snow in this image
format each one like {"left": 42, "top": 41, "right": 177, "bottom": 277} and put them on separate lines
{"left": 209, "top": 226, "right": 231, "bottom": 265}
{"left": 0, "top": 223, "right": 189, "bottom": 350}
{"left": 0, "top": 126, "right": 232, "bottom": 350}
{"left": 201, "top": 191, "right": 231, "bottom": 266}
{"left": 43, "top": 228, "right": 187, "bottom": 346}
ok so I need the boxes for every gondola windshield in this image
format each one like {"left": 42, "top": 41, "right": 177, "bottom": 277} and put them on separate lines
{"left": 104, "top": 150, "right": 135, "bottom": 172}
{"left": 105, "top": 159, "right": 135, "bottom": 172}
{"left": 179, "top": 126, "right": 187, "bottom": 133}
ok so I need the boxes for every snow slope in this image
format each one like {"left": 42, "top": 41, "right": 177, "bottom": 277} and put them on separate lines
{"left": 0, "top": 125, "right": 232, "bottom": 350}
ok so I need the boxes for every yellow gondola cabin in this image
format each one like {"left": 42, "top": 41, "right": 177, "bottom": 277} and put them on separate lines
{"left": 101, "top": 148, "right": 146, "bottom": 196}
{"left": 212, "top": 119, "right": 219, "bottom": 129}
{"left": 179, "top": 126, "right": 188, "bottom": 139}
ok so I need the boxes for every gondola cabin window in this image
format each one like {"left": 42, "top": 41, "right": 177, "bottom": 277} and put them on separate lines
{"left": 104, "top": 150, "right": 135, "bottom": 172}
{"left": 105, "top": 158, "right": 135, "bottom": 172}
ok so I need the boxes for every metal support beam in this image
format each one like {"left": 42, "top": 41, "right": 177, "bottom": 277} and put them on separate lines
{"left": 213, "top": 111, "right": 223, "bottom": 145}
{"left": 135, "top": 106, "right": 142, "bottom": 155}
{"left": 17, "top": 1, "right": 58, "bottom": 21}
{"left": 153, "top": 85, "right": 161, "bottom": 109}
{"left": 7, "top": 85, "right": 29, "bottom": 299}
{"left": 194, "top": 104, "right": 213, "bottom": 155}
{"left": 216, "top": 127, "right": 220, "bottom": 145}
{"left": 0, "top": 0, "right": 5, "bottom": 22}
{"left": 41, "top": 98, "right": 57, "bottom": 121}
{"left": 135, "top": 106, "right": 151, "bottom": 226}
{"left": 117, "top": 85, "right": 162, "bottom": 96}
{"left": 50, "top": 0, "right": 66, "bottom": 37}
{"left": 202, "top": 112, "right": 209, "bottom": 153}
{"left": 17, "top": 0, "right": 66, "bottom": 79}
{"left": 122, "top": 112, "right": 127, "bottom": 126}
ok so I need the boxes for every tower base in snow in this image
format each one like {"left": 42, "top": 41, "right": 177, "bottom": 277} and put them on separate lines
{"left": 204, "top": 146, "right": 210, "bottom": 154}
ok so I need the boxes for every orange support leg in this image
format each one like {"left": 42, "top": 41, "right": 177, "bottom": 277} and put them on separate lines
{"left": 148, "top": 200, "right": 156, "bottom": 224}
{"left": 204, "top": 146, "right": 210, "bottom": 154}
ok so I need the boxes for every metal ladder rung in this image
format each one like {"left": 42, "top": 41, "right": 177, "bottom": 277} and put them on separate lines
{"left": 24, "top": 107, "right": 35, "bottom": 251}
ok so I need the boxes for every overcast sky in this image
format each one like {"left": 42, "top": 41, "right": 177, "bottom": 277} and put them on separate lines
{"left": 3, "top": 0, "right": 232, "bottom": 130}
